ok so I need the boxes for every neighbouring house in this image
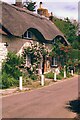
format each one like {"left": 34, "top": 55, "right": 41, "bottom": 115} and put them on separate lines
{"left": 0, "top": 1, "right": 69, "bottom": 74}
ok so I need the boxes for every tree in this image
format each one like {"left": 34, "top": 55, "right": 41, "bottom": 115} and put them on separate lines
{"left": 53, "top": 17, "right": 78, "bottom": 44}
{"left": 23, "top": 0, "right": 36, "bottom": 11}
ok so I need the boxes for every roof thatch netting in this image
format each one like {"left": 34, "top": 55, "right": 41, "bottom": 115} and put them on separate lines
{"left": 0, "top": 2, "right": 69, "bottom": 44}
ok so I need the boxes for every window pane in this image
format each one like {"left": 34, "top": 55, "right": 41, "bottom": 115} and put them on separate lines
{"left": 23, "top": 31, "right": 33, "bottom": 39}
{"left": 28, "top": 31, "right": 32, "bottom": 38}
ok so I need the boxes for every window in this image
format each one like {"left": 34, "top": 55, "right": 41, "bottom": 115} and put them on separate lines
{"left": 23, "top": 31, "right": 33, "bottom": 39}
{"left": 52, "top": 57, "right": 57, "bottom": 66}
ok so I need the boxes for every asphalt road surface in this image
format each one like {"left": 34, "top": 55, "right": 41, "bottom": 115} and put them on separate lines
{"left": 2, "top": 76, "right": 78, "bottom": 118}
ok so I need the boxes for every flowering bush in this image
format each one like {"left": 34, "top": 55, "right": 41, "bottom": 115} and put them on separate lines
{"left": 23, "top": 40, "right": 79, "bottom": 78}
{"left": 23, "top": 43, "right": 50, "bottom": 76}
{"left": 49, "top": 40, "right": 72, "bottom": 67}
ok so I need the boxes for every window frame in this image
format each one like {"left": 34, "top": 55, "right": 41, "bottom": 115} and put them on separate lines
{"left": 23, "top": 30, "right": 33, "bottom": 39}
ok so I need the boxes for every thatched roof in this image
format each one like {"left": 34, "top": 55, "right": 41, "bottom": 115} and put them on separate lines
{"left": 0, "top": 2, "right": 69, "bottom": 45}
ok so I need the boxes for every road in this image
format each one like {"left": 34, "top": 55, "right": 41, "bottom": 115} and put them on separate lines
{"left": 2, "top": 76, "right": 78, "bottom": 118}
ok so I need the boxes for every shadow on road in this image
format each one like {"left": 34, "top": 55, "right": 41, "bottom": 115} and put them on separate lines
{"left": 66, "top": 99, "right": 80, "bottom": 114}
{"left": 66, "top": 99, "right": 80, "bottom": 120}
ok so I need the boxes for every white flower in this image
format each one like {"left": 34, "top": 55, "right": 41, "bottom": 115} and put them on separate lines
{"left": 30, "top": 66, "right": 33, "bottom": 71}
{"left": 33, "top": 65, "right": 36, "bottom": 68}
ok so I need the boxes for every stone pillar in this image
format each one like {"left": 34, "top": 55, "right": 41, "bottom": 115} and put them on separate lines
{"left": 54, "top": 70, "right": 57, "bottom": 81}
{"left": 19, "top": 76, "right": 22, "bottom": 90}
{"left": 39, "top": 59, "right": 45, "bottom": 86}
{"left": 64, "top": 66, "right": 66, "bottom": 78}
{"left": 71, "top": 70, "right": 74, "bottom": 76}
{"left": 41, "top": 74, "right": 45, "bottom": 86}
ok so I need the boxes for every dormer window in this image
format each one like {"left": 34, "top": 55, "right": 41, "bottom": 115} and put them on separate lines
{"left": 23, "top": 31, "right": 33, "bottom": 39}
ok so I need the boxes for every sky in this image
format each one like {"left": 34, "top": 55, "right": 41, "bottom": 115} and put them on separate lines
{"left": 1, "top": 0, "right": 79, "bottom": 21}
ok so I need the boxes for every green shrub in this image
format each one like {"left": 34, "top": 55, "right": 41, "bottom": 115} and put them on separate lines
{"left": 66, "top": 72, "right": 72, "bottom": 78}
{"left": 2, "top": 72, "right": 19, "bottom": 89}
{"left": 1, "top": 52, "right": 23, "bottom": 89}
{"left": 56, "top": 70, "right": 64, "bottom": 80}
{"left": 45, "top": 70, "right": 64, "bottom": 80}
{"left": 45, "top": 72, "right": 54, "bottom": 79}
{"left": 2, "top": 52, "right": 22, "bottom": 80}
{"left": 0, "top": 75, "right": 2, "bottom": 89}
{"left": 57, "top": 74, "right": 63, "bottom": 80}
{"left": 60, "top": 70, "right": 64, "bottom": 76}
{"left": 30, "top": 74, "right": 38, "bottom": 81}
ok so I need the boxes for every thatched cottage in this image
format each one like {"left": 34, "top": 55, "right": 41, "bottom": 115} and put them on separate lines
{"left": 0, "top": 1, "right": 69, "bottom": 73}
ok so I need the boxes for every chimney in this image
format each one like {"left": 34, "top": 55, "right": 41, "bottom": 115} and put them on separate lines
{"left": 39, "top": 2, "right": 42, "bottom": 8}
{"left": 49, "top": 12, "right": 54, "bottom": 21}
{"left": 16, "top": 0, "right": 22, "bottom": 7}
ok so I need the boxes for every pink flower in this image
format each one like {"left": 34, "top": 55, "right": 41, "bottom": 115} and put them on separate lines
{"left": 34, "top": 52, "right": 37, "bottom": 55}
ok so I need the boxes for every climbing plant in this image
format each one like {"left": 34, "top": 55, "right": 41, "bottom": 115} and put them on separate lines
{"left": 23, "top": 43, "right": 49, "bottom": 75}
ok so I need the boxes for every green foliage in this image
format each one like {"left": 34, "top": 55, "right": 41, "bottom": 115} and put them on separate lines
{"left": 2, "top": 52, "right": 22, "bottom": 80}
{"left": 45, "top": 72, "right": 54, "bottom": 79}
{"left": 66, "top": 71, "right": 72, "bottom": 78}
{"left": 60, "top": 69, "right": 64, "bottom": 76}
{"left": 56, "top": 70, "right": 64, "bottom": 80}
{"left": 56, "top": 74, "right": 63, "bottom": 80}
{"left": 23, "top": 0, "right": 36, "bottom": 11}
{"left": 45, "top": 71, "right": 63, "bottom": 80}
{"left": 53, "top": 17, "right": 77, "bottom": 44}
{"left": 67, "top": 49, "right": 80, "bottom": 67}
{"left": 72, "top": 40, "right": 80, "bottom": 49}
{"left": 51, "top": 40, "right": 72, "bottom": 66}
{"left": 30, "top": 74, "right": 38, "bottom": 81}
{"left": 2, "top": 52, "right": 23, "bottom": 89}
{"left": 52, "top": 17, "right": 80, "bottom": 71}
{"left": 2, "top": 72, "right": 19, "bottom": 89}
{"left": 44, "top": 69, "right": 72, "bottom": 80}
